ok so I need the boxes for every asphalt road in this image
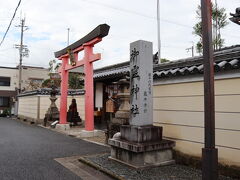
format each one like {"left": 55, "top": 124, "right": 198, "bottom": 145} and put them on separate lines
{"left": 0, "top": 118, "right": 109, "bottom": 180}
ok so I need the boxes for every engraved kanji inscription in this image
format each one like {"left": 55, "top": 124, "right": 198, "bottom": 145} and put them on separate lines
{"left": 131, "top": 65, "right": 140, "bottom": 79}
{"left": 131, "top": 84, "right": 139, "bottom": 100}
{"left": 130, "top": 48, "right": 139, "bottom": 64}
{"left": 130, "top": 104, "right": 139, "bottom": 117}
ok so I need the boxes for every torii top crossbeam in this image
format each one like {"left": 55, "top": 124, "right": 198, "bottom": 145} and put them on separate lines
{"left": 55, "top": 24, "right": 110, "bottom": 58}
{"left": 54, "top": 24, "right": 110, "bottom": 131}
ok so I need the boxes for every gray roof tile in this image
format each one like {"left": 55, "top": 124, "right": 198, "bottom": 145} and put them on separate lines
{"left": 93, "top": 46, "right": 240, "bottom": 80}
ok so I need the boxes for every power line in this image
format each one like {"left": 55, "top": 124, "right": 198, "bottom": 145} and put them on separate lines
{"left": 0, "top": 47, "right": 14, "bottom": 52}
{"left": 81, "top": 0, "right": 192, "bottom": 28}
{"left": 81, "top": 0, "right": 240, "bottom": 39}
{"left": 0, "top": 0, "right": 22, "bottom": 47}
{"left": 0, "top": 60, "right": 46, "bottom": 68}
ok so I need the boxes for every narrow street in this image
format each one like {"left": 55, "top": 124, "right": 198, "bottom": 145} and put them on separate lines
{"left": 0, "top": 118, "right": 109, "bottom": 180}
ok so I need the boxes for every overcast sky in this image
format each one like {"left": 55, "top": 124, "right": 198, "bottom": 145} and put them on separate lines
{"left": 0, "top": 0, "right": 239, "bottom": 69}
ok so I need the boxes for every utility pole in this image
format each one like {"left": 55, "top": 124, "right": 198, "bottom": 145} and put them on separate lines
{"left": 18, "top": 18, "right": 24, "bottom": 93}
{"left": 157, "top": 0, "right": 161, "bottom": 63}
{"left": 192, "top": 44, "right": 194, "bottom": 57}
{"left": 67, "top": 28, "right": 70, "bottom": 46}
{"left": 186, "top": 42, "right": 194, "bottom": 57}
{"left": 15, "top": 17, "right": 28, "bottom": 93}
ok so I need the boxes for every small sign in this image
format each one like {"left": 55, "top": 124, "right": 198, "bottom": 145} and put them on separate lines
{"left": 106, "top": 99, "right": 115, "bottom": 113}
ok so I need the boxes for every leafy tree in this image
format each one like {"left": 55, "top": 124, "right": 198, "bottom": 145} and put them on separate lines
{"left": 161, "top": 58, "right": 170, "bottom": 63}
{"left": 42, "top": 79, "right": 61, "bottom": 88}
{"left": 42, "top": 59, "right": 61, "bottom": 88}
{"left": 68, "top": 72, "right": 83, "bottom": 89}
{"left": 153, "top": 52, "right": 170, "bottom": 64}
{"left": 26, "top": 80, "right": 42, "bottom": 90}
{"left": 42, "top": 60, "right": 84, "bottom": 89}
{"left": 193, "top": 3, "right": 229, "bottom": 54}
{"left": 48, "top": 59, "right": 61, "bottom": 73}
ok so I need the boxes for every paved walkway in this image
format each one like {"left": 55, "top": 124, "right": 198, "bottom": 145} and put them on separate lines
{"left": 0, "top": 118, "right": 109, "bottom": 180}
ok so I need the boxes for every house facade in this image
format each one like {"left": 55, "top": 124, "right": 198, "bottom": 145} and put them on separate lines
{"left": 0, "top": 65, "right": 49, "bottom": 115}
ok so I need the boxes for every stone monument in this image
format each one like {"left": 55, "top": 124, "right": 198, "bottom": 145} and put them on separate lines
{"left": 67, "top": 98, "right": 82, "bottom": 126}
{"left": 108, "top": 40, "right": 175, "bottom": 168}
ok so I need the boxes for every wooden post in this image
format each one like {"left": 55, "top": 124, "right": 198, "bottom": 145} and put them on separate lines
{"left": 201, "top": 0, "right": 218, "bottom": 179}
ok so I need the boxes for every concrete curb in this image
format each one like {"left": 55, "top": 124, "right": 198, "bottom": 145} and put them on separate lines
{"left": 82, "top": 139, "right": 110, "bottom": 147}
{"left": 78, "top": 155, "right": 125, "bottom": 180}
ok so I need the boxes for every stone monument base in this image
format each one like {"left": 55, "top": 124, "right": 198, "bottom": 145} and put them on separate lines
{"left": 108, "top": 125, "right": 175, "bottom": 168}
{"left": 111, "top": 117, "right": 128, "bottom": 125}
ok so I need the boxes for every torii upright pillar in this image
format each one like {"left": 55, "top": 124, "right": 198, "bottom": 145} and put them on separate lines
{"left": 59, "top": 57, "right": 69, "bottom": 125}
{"left": 54, "top": 24, "right": 110, "bottom": 132}
{"left": 84, "top": 45, "right": 94, "bottom": 131}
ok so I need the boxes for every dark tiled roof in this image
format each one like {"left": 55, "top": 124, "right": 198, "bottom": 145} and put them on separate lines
{"left": 93, "top": 45, "right": 240, "bottom": 80}
{"left": 153, "top": 45, "right": 240, "bottom": 78}
{"left": 18, "top": 88, "right": 85, "bottom": 97}
{"left": 0, "top": 65, "right": 47, "bottom": 70}
{"left": 153, "top": 59, "right": 239, "bottom": 78}
{"left": 94, "top": 61, "right": 129, "bottom": 80}
{"left": 0, "top": 66, "right": 18, "bottom": 69}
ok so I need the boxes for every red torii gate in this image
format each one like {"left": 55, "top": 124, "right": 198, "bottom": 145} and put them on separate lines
{"left": 54, "top": 24, "right": 110, "bottom": 131}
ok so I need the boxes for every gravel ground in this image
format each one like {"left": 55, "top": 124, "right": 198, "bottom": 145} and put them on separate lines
{"left": 84, "top": 134, "right": 107, "bottom": 144}
{"left": 84, "top": 153, "right": 236, "bottom": 180}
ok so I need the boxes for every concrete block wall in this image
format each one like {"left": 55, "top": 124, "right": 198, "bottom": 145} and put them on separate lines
{"left": 18, "top": 96, "right": 38, "bottom": 121}
{"left": 153, "top": 78, "right": 240, "bottom": 166}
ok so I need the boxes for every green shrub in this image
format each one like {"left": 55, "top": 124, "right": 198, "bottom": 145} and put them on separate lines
{"left": 1, "top": 108, "right": 11, "bottom": 117}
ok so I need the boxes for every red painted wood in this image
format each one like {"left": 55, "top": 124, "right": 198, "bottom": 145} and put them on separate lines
{"left": 59, "top": 57, "right": 69, "bottom": 124}
{"left": 84, "top": 45, "right": 94, "bottom": 131}
{"left": 58, "top": 37, "right": 102, "bottom": 131}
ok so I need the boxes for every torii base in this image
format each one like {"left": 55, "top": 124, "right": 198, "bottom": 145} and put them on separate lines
{"left": 56, "top": 124, "right": 70, "bottom": 131}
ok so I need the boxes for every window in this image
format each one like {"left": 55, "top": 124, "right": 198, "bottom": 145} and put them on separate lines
{"left": 0, "top": 77, "right": 10, "bottom": 86}
{"left": 0, "top": 97, "right": 10, "bottom": 107}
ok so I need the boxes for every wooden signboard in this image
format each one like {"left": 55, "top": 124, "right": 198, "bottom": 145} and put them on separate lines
{"left": 106, "top": 99, "right": 115, "bottom": 113}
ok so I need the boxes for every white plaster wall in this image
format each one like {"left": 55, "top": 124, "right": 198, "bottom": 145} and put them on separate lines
{"left": 18, "top": 95, "right": 38, "bottom": 119}
{"left": 19, "top": 95, "right": 85, "bottom": 122}
{"left": 153, "top": 78, "right": 240, "bottom": 166}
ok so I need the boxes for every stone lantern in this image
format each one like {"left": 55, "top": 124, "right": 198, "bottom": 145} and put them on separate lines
{"left": 112, "top": 78, "right": 130, "bottom": 125}
{"left": 43, "top": 85, "right": 60, "bottom": 126}
{"left": 108, "top": 78, "right": 130, "bottom": 138}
